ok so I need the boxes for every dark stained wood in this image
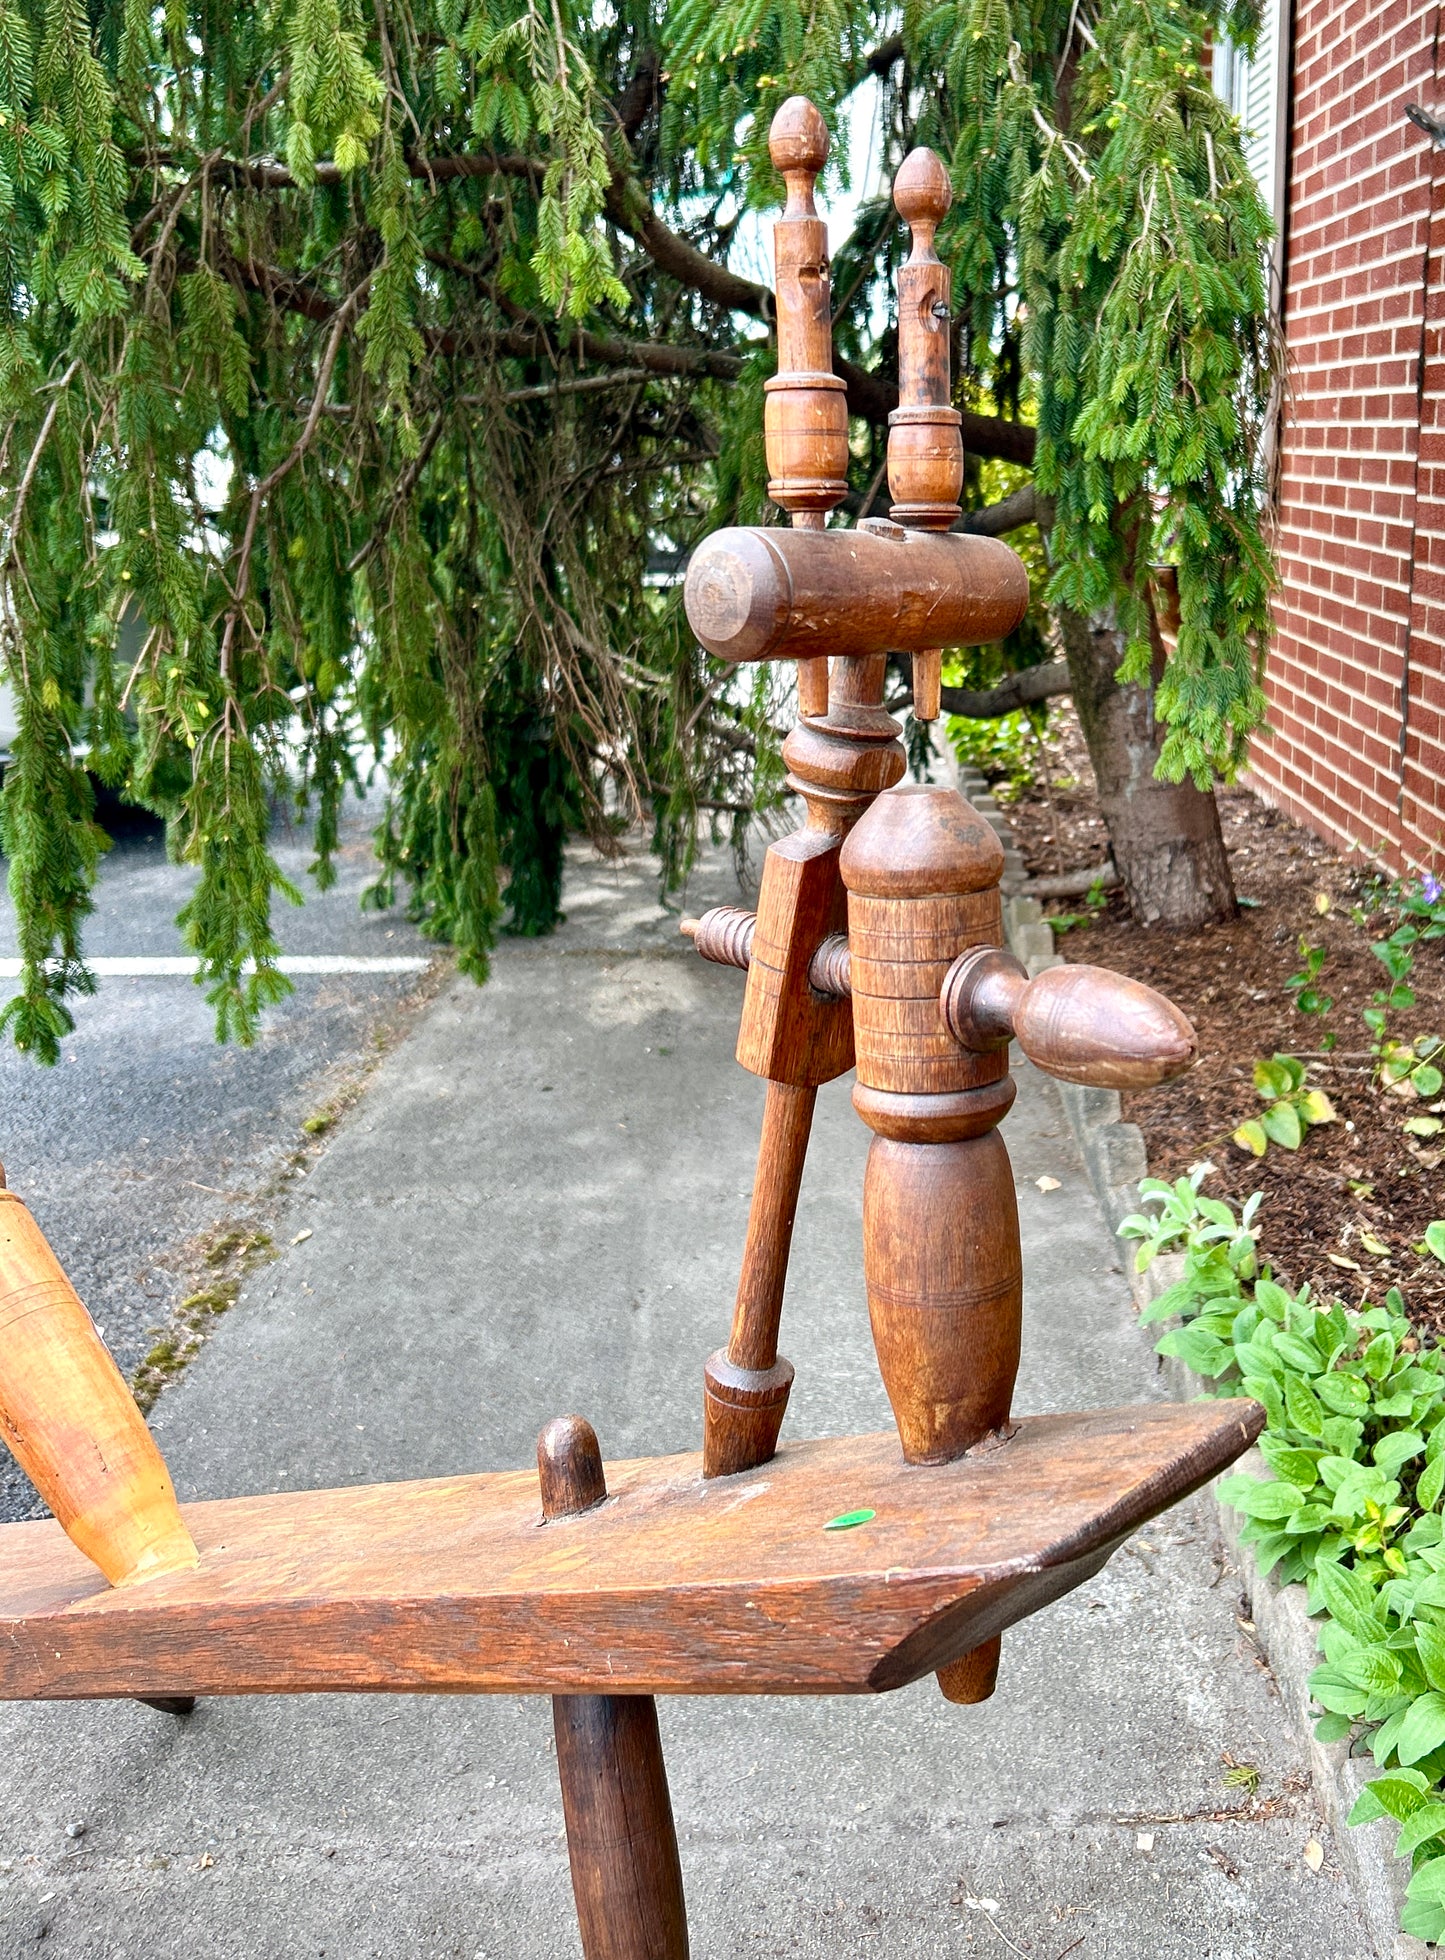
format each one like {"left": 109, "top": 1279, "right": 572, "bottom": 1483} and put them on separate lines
{"left": 554, "top": 1695, "right": 690, "bottom": 1960}
{"left": 684, "top": 524, "right": 1029, "bottom": 668}
{"left": 736, "top": 834, "right": 852, "bottom": 1086}
{"left": 763, "top": 96, "right": 849, "bottom": 522}
{"left": 539, "top": 1416, "right": 608, "bottom": 1521}
{"left": 0, "top": 1189, "right": 199, "bottom": 1588}
{"left": 701, "top": 1352, "right": 796, "bottom": 1480}
{"left": 841, "top": 792, "right": 1008, "bottom": 1103}
{"left": 544, "top": 1417, "right": 690, "bottom": 1960}
{"left": 0, "top": 1404, "right": 1262, "bottom": 1702}
{"left": 764, "top": 95, "right": 845, "bottom": 718}
{"left": 940, "top": 948, "right": 1199, "bottom": 1088}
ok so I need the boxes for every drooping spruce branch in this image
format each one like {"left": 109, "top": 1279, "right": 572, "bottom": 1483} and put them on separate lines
{"left": 0, "top": 0, "right": 1273, "bottom": 1058}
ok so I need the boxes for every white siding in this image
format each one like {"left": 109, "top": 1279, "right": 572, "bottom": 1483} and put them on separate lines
{"left": 1214, "top": 0, "right": 1292, "bottom": 260}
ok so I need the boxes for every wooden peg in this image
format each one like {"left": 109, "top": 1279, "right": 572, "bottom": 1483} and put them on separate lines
{"left": 939, "top": 947, "right": 1198, "bottom": 1088}
{"left": 888, "top": 147, "right": 965, "bottom": 724}
{"left": 0, "top": 1188, "right": 198, "bottom": 1588}
{"left": 542, "top": 1417, "right": 690, "bottom": 1960}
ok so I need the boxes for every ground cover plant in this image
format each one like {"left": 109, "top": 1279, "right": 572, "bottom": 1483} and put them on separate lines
{"left": 1124, "top": 1180, "right": 1445, "bottom": 1943}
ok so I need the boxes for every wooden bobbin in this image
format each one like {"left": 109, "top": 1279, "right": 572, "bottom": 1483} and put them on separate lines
{"left": 541, "top": 1416, "right": 690, "bottom": 1960}
{"left": 0, "top": 1181, "right": 198, "bottom": 1588}
{"left": 888, "top": 148, "right": 965, "bottom": 724}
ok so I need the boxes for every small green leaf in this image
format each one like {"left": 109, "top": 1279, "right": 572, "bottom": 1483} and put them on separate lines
{"left": 1394, "top": 1691, "right": 1445, "bottom": 1766}
{"left": 1262, "top": 1101, "right": 1304, "bottom": 1149}
{"left": 1233, "top": 1118, "right": 1269, "bottom": 1157}
{"left": 823, "top": 1509, "right": 876, "bottom": 1531}
{"left": 1348, "top": 1767, "right": 1431, "bottom": 1824}
{"left": 1426, "top": 1223, "right": 1445, "bottom": 1265}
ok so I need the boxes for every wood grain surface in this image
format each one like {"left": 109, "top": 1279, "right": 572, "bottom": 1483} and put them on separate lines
{"left": 0, "top": 1402, "right": 1261, "bottom": 1702}
{"left": 0, "top": 1189, "right": 199, "bottom": 1588}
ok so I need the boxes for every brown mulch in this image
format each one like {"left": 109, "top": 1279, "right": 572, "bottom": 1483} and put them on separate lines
{"left": 985, "top": 708, "right": 1445, "bottom": 1329}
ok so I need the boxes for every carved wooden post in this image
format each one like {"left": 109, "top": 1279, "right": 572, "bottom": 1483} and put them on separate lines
{"left": 836, "top": 781, "right": 1198, "bottom": 1702}
{"left": 888, "top": 149, "right": 964, "bottom": 723}
{"left": 691, "top": 98, "right": 900, "bottom": 1480}
{"left": 542, "top": 1416, "right": 690, "bottom": 1960}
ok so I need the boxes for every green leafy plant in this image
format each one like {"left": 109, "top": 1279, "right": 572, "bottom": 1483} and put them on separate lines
{"left": 1121, "top": 1179, "right": 1445, "bottom": 1944}
{"left": 1232, "top": 1054, "right": 1337, "bottom": 1157}
{"left": 1286, "top": 937, "right": 1335, "bottom": 1047}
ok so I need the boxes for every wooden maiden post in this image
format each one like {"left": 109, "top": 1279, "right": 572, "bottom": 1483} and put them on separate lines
{"left": 688, "top": 96, "right": 898, "bottom": 1480}
{"left": 887, "top": 148, "right": 964, "bottom": 724}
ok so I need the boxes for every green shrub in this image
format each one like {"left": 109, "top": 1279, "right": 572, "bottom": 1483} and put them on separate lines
{"left": 1121, "top": 1176, "right": 1445, "bottom": 1944}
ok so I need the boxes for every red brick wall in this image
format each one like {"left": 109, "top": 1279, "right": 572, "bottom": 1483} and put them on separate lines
{"left": 1251, "top": 0, "right": 1445, "bottom": 874}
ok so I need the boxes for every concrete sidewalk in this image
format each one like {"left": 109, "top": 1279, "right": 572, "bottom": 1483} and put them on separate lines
{"left": 0, "top": 845, "right": 1373, "bottom": 1958}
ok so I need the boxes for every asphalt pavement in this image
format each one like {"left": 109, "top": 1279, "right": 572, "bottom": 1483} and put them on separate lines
{"left": 0, "top": 830, "right": 1375, "bottom": 1957}
{"left": 0, "top": 786, "right": 437, "bottom": 1523}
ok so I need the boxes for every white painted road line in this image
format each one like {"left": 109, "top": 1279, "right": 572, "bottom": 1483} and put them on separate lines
{"left": 0, "top": 955, "right": 432, "bottom": 979}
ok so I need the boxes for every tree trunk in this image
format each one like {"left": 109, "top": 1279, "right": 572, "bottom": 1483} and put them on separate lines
{"left": 1056, "top": 605, "right": 1237, "bottom": 929}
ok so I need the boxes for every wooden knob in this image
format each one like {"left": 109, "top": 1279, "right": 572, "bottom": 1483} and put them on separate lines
{"left": 769, "top": 96, "right": 830, "bottom": 186}
{"left": 892, "top": 147, "right": 952, "bottom": 231}
{"left": 940, "top": 949, "right": 1198, "bottom": 1089}
{"left": 538, "top": 1415, "right": 607, "bottom": 1521}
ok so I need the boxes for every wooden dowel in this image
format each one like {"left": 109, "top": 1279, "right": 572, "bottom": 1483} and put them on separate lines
{"left": 541, "top": 1417, "right": 690, "bottom": 1960}
{"left": 702, "top": 1081, "right": 816, "bottom": 1479}
{"left": 729, "top": 1080, "right": 816, "bottom": 1372}
{"left": 0, "top": 1186, "right": 198, "bottom": 1587}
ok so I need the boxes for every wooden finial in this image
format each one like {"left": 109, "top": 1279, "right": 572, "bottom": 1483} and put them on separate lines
{"left": 888, "top": 146, "right": 965, "bottom": 723}
{"left": 769, "top": 96, "right": 830, "bottom": 205}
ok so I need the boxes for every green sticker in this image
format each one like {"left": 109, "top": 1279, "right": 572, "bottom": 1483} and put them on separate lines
{"left": 823, "top": 1508, "right": 876, "bottom": 1531}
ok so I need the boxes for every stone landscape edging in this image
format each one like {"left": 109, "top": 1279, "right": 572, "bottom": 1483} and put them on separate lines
{"left": 954, "top": 761, "right": 1428, "bottom": 1960}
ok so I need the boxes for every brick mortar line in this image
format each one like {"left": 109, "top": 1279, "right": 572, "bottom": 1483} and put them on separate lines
{"left": 955, "top": 766, "right": 1424, "bottom": 1960}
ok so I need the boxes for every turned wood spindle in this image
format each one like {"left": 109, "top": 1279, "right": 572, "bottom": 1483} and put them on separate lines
{"left": 765, "top": 96, "right": 849, "bottom": 720}
{"left": 0, "top": 1177, "right": 198, "bottom": 1588}
{"left": 541, "top": 1416, "right": 690, "bottom": 1960}
{"left": 888, "top": 148, "right": 964, "bottom": 724}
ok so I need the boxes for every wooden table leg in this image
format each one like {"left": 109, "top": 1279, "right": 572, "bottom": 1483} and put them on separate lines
{"left": 540, "top": 1418, "right": 689, "bottom": 1960}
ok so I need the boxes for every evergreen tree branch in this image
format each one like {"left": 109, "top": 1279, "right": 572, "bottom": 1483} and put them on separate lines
{"left": 220, "top": 281, "right": 370, "bottom": 677}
